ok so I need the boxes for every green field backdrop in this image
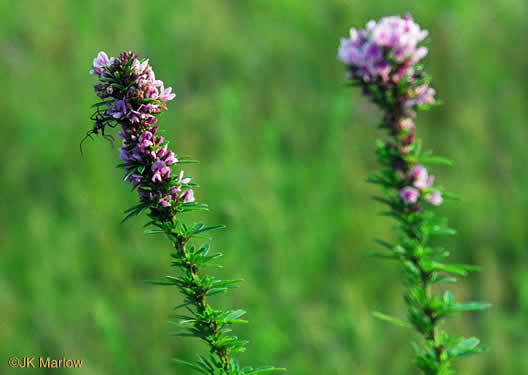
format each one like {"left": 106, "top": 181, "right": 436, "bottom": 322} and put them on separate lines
{"left": 1, "top": 0, "right": 527, "bottom": 374}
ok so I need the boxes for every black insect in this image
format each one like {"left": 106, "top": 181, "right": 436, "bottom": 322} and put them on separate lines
{"left": 80, "top": 106, "right": 118, "bottom": 154}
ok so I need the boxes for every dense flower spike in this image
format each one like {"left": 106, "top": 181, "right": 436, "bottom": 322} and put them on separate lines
{"left": 339, "top": 15, "right": 489, "bottom": 375}
{"left": 89, "top": 51, "right": 194, "bottom": 218}
{"left": 88, "top": 51, "right": 283, "bottom": 375}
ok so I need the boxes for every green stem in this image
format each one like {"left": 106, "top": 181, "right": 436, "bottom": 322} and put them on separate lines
{"left": 386, "top": 114, "right": 444, "bottom": 373}
{"left": 171, "top": 232, "right": 231, "bottom": 370}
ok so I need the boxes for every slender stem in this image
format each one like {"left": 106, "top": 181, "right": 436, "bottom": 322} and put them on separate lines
{"left": 171, "top": 232, "right": 230, "bottom": 370}
{"left": 383, "top": 113, "right": 445, "bottom": 373}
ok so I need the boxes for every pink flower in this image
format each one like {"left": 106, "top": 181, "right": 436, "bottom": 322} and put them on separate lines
{"left": 180, "top": 189, "right": 195, "bottom": 203}
{"left": 410, "top": 165, "right": 434, "bottom": 190}
{"left": 159, "top": 85, "right": 176, "bottom": 101}
{"left": 156, "top": 145, "right": 168, "bottom": 159}
{"left": 164, "top": 151, "right": 178, "bottom": 165}
{"left": 90, "top": 51, "right": 115, "bottom": 76}
{"left": 138, "top": 131, "right": 154, "bottom": 150}
{"left": 426, "top": 191, "right": 443, "bottom": 206}
{"left": 400, "top": 186, "right": 420, "bottom": 204}
{"left": 170, "top": 186, "right": 182, "bottom": 201}
{"left": 405, "top": 84, "right": 436, "bottom": 109}
{"left": 132, "top": 58, "right": 149, "bottom": 75}
{"left": 177, "top": 170, "right": 191, "bottom": 184}
{"left": 151, "top": 160, "right": 171, "bottom": 183}
{"left": 159, "top": 195, "right": 171, "bottom": 207}
{"left": 399, "top": 118, "right": 415, "bottom": 131}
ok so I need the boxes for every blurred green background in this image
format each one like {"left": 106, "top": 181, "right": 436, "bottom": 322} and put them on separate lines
{"left": 1, "top": 0, "right": 527, "bottom": 374}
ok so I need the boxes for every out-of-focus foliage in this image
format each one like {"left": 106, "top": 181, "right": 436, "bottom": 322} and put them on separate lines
{"left": 1, "top": 1, "right": 527, "bottom": 374}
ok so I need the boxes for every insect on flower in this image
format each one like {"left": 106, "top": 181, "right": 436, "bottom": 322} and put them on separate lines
{"left": 80, "top": 104, "right": 120, "bottom": 154}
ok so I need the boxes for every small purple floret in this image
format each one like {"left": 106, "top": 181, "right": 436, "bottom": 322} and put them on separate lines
{"left": 107, "top": 100, "right": 127, "bottom": 119}
{"left": 410, "top": 165, "right": 434, "bottom": 190}
{"left": 90, "top": 51, "right": 114, "bottom": 76}
{"left": 426, "top": 191, "right": 443, "bottom": 206}
{"left": 400, "top": 186, "right": 420, "bottom": 204}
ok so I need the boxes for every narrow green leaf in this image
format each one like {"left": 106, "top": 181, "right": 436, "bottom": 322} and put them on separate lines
{"left": 374, "top": 239, "right": 394, "bottom": 250}
{"left": 372, "top": 311, "right": 412, "bottom": 329}
{"left": 206, "top": 288, "right": 227, "bottom": 296}
{"left": 224, "top": 310, "right": 247, "bottom": 322}
{"left": 416, "top": 155, "right": 453, "bottom": 166}
{"left": 448, "top": 337, "right": 486, "bottom": 359}
{"left": 427, "top": 225, "right": 456, "bottom": 236}
{"left": 245, "top": 366, "right": 287, "bottom": 374}
{"left": 192, "top": 224, "right": 226, "bottom": 234}
{"left": 450, "top": 302, "right": 492, "bottom": 313}
{"left": 172, "top": 358, "right": 208, "bottom": 375}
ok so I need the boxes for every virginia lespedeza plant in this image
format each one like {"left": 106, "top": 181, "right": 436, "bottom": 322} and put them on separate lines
{"left": 338, "top": 15, "right": 490, "bottom": 375}
{"left": 87, "top": 51, "right": 284, "bottom": 375}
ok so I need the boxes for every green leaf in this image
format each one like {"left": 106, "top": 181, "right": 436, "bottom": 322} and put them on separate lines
{"left": 192, "top": 224, "right": 226, "bottom": 235}
{"left": 245, "top": 366, "right": 287, "bottom": 374}
{"left": 144, "top": 279, "right": 176, "bottom": 286}
{"left": 197, "top": 355, "right": 214, "bottom": 372}
{"left": 212, "top": 279, "right": 242, "bottom": 288}
{"left": 121, "top": 203, "right": 150, "bottom": 223}
{"left": 111, "top": 82, "right": 125, "bottom": 90}
{"left": 228, "top": 319, "right": 249, "bottom": 325}
{"left": 91, "top": 99, "right": 115, "bottom": 108}
{"left": 450, "top": 302, "right": 491, "bottom": 313}
{"left": 173, "top": 302, "right": 191, "bottom": 310}
{"left": 430, "top": 262, "right": 479, "bottom": 276}
{"left": 141, "top": 97, "right": 163, "bottom": 104}
{"left": 206, "top": 288, "right": 227, "bottom": 296}
{"left": 374, "top": 239, "right": 394, "bottom": 250}
{"left": 144, "top": 229, "right": 165, "bottom": 235}
{"left": 372, "top": 311, "right": 412, "bottom": 329}
{"left": 431, "top": 276, "right": 457, "bottom": 284}
{"left": 172, "top": 358, "right": 208, "bottom": 374}
{"left": 224, "top": 310, "right": 247, "bottom": 322}
{"left": 448, "top": 337, "right": 485, "bottom": 359}
{"left": 176, "top": 160, "right": 199, "bottom": 164}
{"left": 427, "top": 225, "right": 456, "bottom": 236}
{"left": 416, "top": 155, "right": 453, "bottom": 166}
{"left": 182, "top": 203, "right": 209, "bottom": 212}
{"left": 99, "top": 77, "right": 115, "bottom": 83}
{"left": 372, "top": 196, "right": 394, "bottom": 207}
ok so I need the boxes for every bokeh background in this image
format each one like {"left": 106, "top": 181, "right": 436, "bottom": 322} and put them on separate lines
{"left": 1, "top": 0, "right": 527, "bottom": 374}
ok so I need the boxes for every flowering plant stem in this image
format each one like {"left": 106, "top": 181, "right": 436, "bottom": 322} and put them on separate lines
{"left": 338, "top": 16, "right": 490, "bottom": 375}
{"left": 87, "top": 50, "right": 284, "bottom": 375}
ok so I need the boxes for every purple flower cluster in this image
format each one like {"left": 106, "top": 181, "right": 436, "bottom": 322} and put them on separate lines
{"left": 90, "top": 51, "right": 194, "bottom": 214}
{"left": 91, "top": 51, "right": 176, "bottom": 127}
{"left": 338, "top": 15, "right": 428, "bottom": 82}
{"left": 399, "top": 165, "right": 443, "bottom": 206}
{"left": 338, "top": 16, "right": 443, "bottom": 209}
{"left": 338, "top": 15, "right": 435, "bottom": 114}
